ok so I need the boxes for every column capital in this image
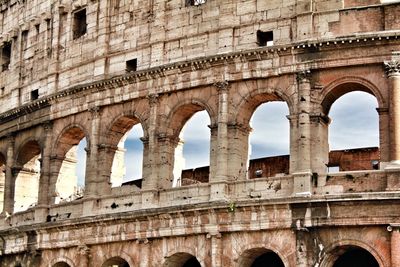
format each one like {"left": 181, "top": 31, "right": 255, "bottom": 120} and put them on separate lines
{"left": 41, "top": 121, "right": 53, "bottom": 132}
{"left": 88, "top": 106, "right": 102, "bottom": 118}
{"left": 214, "top": 81, "right": 229, "bottom": 92}
{"left": 384, "top": 60, "right": 400, "bottom": 77}
{"left": 5, "top": 133, "right": 15, "bottom": 144}
{"left": 296, "top": 70, "right": 311, "bottom": 83}
{"left": 147, "top": 93, "right": 159, "bottom": 106}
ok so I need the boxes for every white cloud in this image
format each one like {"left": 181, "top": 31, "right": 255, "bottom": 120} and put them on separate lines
{"left": 329, "top": 91, "right": 378, "bottom": 150}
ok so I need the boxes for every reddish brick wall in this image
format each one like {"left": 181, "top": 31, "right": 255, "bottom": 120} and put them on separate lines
{"left": 384, "top": 4, "right": 400, "bottom": 30}
{"left": 328, "top": 147, "right": 379, "bottom": 171}
{"left": 344, "top": 0, "right": 380, "bottom": 8}
{"left": 182, "top": 147, "right": 380, "bottom": 183}
{"left": 247, "top": 155, "right": 290, "bottom": 179}
{"left": 329, "top": 8, "right": 384, "bottom": 35}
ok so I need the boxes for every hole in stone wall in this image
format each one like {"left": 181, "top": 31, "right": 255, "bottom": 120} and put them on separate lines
{"left": 73, "top": 8, "right": 87, "bottom": 39}
{"left": 31, "top": 89, "right": 39, "bottom": 101}
{"left": 332, "top": 247, "right": 379, "bottom": 267}
{"left": 126, "top": 58, "right": 137, "bottom": 72}
{"left": 14, "top": 140, "right": 41, "bottom": 212}
{"left": 21, "top": 30, "right": 28, "bottom": 50}
{"left": 257, "top": 30, "right": 274, "bottom": 47}
{"left": 185, "top": 0, "right": 207, "bottom": 6}
{"left": 329, "top": 91, "right": 379, "bottom": 171}
{"left": 1, "top": 41, "right": 11, "bottom": 72}
{"left": 101, "top": 257, "right": 130, "bottom": 267}
{"left": 174, "top": 110, "right": 210, "bottom": 187}
{"left": 55, "top": 128, "right": 87, "bottom": 204}
{"left": 248, "top": 102, "right": 289, "bottom": 178}
{"left": 111, "top": 123, "right": 144, "bottom": 187}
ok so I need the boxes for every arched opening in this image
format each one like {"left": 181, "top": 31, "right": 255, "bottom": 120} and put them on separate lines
{"left": 329, "top": 246, "right": 379, "bottom": 267}
{"left": 101, "top": 256, "right": 130, "bottom": 267}
{"left": 164, "top": 253, "right": 201, "bottom": 267}
{"left": 175, "top": 110, "right": 211, "bottom": 187}
{"left": 248, "top": 102, "right": 290, "bottom": 179}
{"left": 0, "top": 152, "right": 5, "bottom": 212}
{"left": 54, "top": 127, "right": 87, "bottom": 203}
{"left": 328, "top": 91, "right": 379, "bottom": 172}
{"left": 53, "top": 262, "right": 71, "bottom": 267}
{"left": 238, "top": 248, "right": 285, "bottom": 267}
{"left": 108, "top": 116, "right": 144, "bottom": 189}
{"left": 14, "top": 140, "right": 41, "bottom": 212}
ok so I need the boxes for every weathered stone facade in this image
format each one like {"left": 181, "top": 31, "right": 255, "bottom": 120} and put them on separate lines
{"left": 0, "top": 0, "right": 400, "bottom": 266}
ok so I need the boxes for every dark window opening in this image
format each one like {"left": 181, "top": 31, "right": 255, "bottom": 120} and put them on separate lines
{"left": 31, "top": 89, "right": 39, "bottom": 101}
{"left": 22, "top": 30, "right": 28, "bottom": 50}
{"left": 333, "top": 248, "right": 379, "bottom": 267}
{"left": 35, "top": 24, "right": 40, "bottom": 42}
{"left": 73, "top": 9, "right": 87, "bottom": 39}
{"left": 1, "top": 42, "right": 11, "bottom": 72}
{"left": 182, "top": 256, "right": 201, "bottom": 267}
{"left": 126, "top": 58, "right": 137, "bottom": 72}
{"left": 257, "top": 30, "right": 274, "bottom": 47}
{"left": 251, "top": 252, "right": 284, "bottom": 267}
{"left": 186, "top": 0, "right": 206, "bottom": 6}
{"left": 1, "top": 87, "right": 4, "bottom": 96}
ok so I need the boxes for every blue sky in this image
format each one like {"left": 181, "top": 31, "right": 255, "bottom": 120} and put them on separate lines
{"left": 76, "top": 91, "right": 379, "bottom": 186}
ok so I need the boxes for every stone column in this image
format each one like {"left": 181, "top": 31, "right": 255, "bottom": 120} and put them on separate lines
{"left": 85, "top": 106, "right": 102, "bottom": 197}
{"left": 384, "top": 61, "right": 400, "bottom": 190}
{"left": 142, "top": 94, "right": 159, "bottom": 191}
{"left": 293, "top": 71, "right": 313, "bottom": 195}
{"left": 385, "top": 60, "right": 400, "bottom": 163}
{"left": 157, "top": 134, "right": 180, "bottom": 190}
{"left": 309, "top": 114, "right": 330, "bottom": 187}
{"left": 389, "top": 224, "right": 400, "bottom": 267}
{"left": 35, "top": 122, "right": 53, "bottom": 222}
{"left": 208, "top": 232, "right": 222, "bottom": 267}
{"left": 82, "top": 107, "right": 101, "bottom": 216}
{"left": 210, "top": 81, "right": 230, "bottom": 201}
{"left": 3, "top": 135, "right": 15, "bottom": 214}
{"left": 377, "top": 108, "right": 390, "bottom": 169}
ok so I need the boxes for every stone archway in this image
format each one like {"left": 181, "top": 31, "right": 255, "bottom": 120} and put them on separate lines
{"left": 320, "top": 244, "right": 384, "bottom": 267}
{"left": 52, "top": 125, "right": 88, "bottom": 204}
{"left": 52, "top": 262, "right": 71, "bottom": 267}
{"left": 164, "top": 252, "right": 202, "bottom": 267}
{"left": 101, "top": 256, "right": 130, "bottom": 267}
{"left": 237, "top": 248, "right": 285, "bottom": 267}
{"left": 14, "top": 139, "right": 41, "bottom": 212}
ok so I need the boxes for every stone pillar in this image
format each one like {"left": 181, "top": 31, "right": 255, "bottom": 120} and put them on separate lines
{"left": 142, "top": 94, "right": 159, "bottom": 191}
{"left": 208, "top": 232, "right": 222, "bottom": 267}
{"left": 389, "top": 224, "right": 400, "bottom": 267}
{"left": 142, "top": 94, "right": 160, "bottom": 208}
{"left": 384, "top": 60, "right": 400, "bottom": 190}
{"left": 85, "top": 106, "right": 101, "bottom": 197}
{"left": 83, "top": 107, "right": 101, "bottom": 216}
{"left": 214, "top": 81, "right": 229, "bottom": 182}
{"left": 35, "top": 122, "right": 53, "bottom": 222}
{"left": 210, "top": 81, "right": 230, "bottom": 201}
{"left": 385, "top": 61, "right": 400, "bottom": 163}
{"left": 377, "top": 108, "right": 390, "bottom": 169}
{"left": 157, "top": 134, "right": 179, "bottom": 190}
{"left": 293, "top": 71, "right": 313, "bottom": 195}
{"left": 3, "top": 135, "right": 15, "bottom": 214}
{"left": 226, "top": 124, "right": 252, "bottom": 181}
{"left": 310, "top": 114, "right": 330, "bottom": 186}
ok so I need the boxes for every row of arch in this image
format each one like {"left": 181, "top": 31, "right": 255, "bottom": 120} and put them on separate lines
{"left": 0, "top": 77, "right": 385, "bottom": 213}
{"left": 47, "top": 244, "right": 381, "bottom": 267}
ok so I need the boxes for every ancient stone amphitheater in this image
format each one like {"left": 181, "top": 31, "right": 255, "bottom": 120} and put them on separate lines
{"left": 0, "top": 0, "right": 399, "bottom": 266}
